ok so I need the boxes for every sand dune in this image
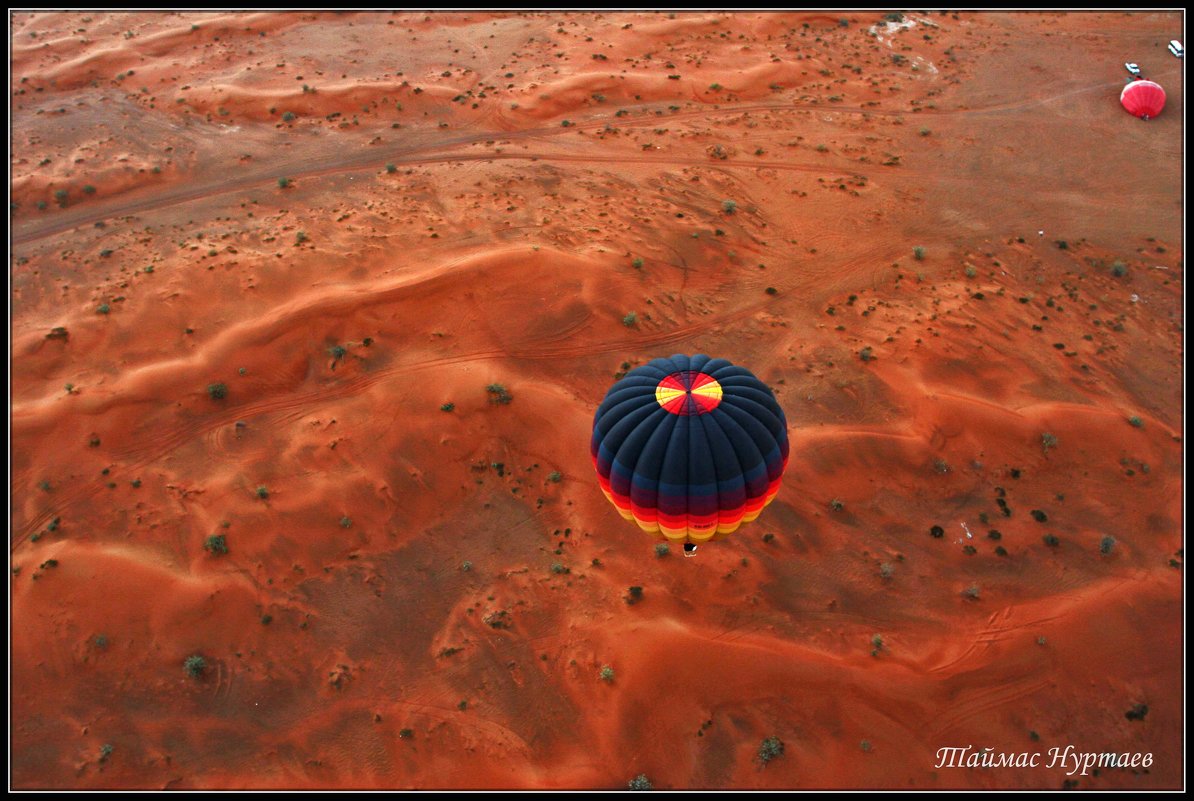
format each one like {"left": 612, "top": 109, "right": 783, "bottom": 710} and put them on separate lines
{"left": 10, "top": 10, "right": 1183, "bottom": 790}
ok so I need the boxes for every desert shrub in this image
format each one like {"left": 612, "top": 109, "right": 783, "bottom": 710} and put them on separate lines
{"left": 722, "top": 199, "right": 737, "bottom": 214}
{"left": 440, "top": 402, "right": 454, "bottom": 412}
{"left": 184, "top": 654, "right": 206, "bottom": 677}
{"left": 859, "top": 347, "right": 875, "bottom": 362}
{"left": 1100, "top": 536, "right": 1116, "bottom": 554}
{"left": 97, "top": 303, "right": 110, "bottom": 315}
{"left": 1031, "top": 510, "right": 1048, "bottom": 523}
{"left": 461, "top": 561, "right": 472, "bottom": 571}
{"left": 632, "top": 257, "right": 644, "bottom": 269}
{"left": 1125, "top": 703, "right": 1148, "bottom": 721}
{"left": 256, "top": 486, "right": 269, "bottom": 499}
{"left": 1128, "top": 416, "right": 1143, "bottom": 428}
{"left": 281, "top": 111, "right": 296, "bottom": 121}
{"left": 623, "top": 312, "right": 638, "bottom": 326}
{"left": 386, "top": 163, "right": 397, "bottom": 173}
{"left": 626, "top": 586, "right": 643, "bottom": 604}
{"left": 548, "top": 471, "right": 562, "bottom": 483}
{"left": 654, "top": 542, "right": 670, "bottom": 557}
{"left": 207, "top": 382, "right": 228, "bottom": 400}
{"left": 1041, "top": 432, "right": 1058, "bottom": 452}
{"left": 961, "top": 584, "right": 980, "bottom": 599}
{"left": 550, "top": 562, "right": 569, "bottom": 574}
{"left": 913, "top": 246, "right": 926, "bottom": 260}
{"left": 628, "top": 774, "right": 652, "bottom": 790}
{"left": 829, "top": 499, "right": 844, "bottom": 512}
{"left": 1111, "top": 261, "right": 1128, "bottom": 277}
{"left": 600, "top": 665, "right": 615, "bottom": 682}
{"left": 339, "top": 516, "right": 352, "bottom": 529}
{"left": 758, "top": 736, "right": 785, "bottom": 764}
{"left": 277, "top": 177, "right": 292, "bottom": 188}
{"left": 203, "top": 534, "right": 228, "bottom": 555}
{"left": 1042, "top": 534, "right": 1060, "bottom": 547}
{"left": 486, "top": 383, "right": 513, "bottom": 404}
{"left": 879, "top": 562, "right": 894, "bottom": 579}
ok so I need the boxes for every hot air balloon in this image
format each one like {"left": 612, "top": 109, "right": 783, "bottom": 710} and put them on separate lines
{"left": 591, "top": 354, "right": 789, "bottom": 548}
{"left": 1120, "top": 79, "right": 1166, "bottom": 120}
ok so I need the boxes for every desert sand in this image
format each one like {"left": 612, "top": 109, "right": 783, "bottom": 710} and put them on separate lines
{"left": 10, "top": 10, "right": 1183, "bottom": 790}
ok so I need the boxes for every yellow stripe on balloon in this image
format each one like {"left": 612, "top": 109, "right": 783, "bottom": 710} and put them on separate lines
{"left": 655, "top": 385, "right": 686, "bottom": 407}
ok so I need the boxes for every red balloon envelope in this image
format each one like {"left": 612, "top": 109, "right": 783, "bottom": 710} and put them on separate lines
{"left": 1120, "top": 80, "right": 1166, "bottom": 119}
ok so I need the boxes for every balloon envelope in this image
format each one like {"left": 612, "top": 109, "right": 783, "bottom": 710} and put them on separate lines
{"left": 591, "top": 354, "right": 789, "bottom": 543}
{"left": 1121, "top": 79, "right": 1166, "bottom": 119}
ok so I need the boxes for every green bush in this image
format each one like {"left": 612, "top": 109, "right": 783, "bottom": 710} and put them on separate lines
{"left": 184, "top": 654, "right": 206, "bottom": 677}
{"left": 758, "top": 736, "right": 785, "bottom": 764}
{"left": 628, "top": 774, "right": 652, "bottom": 790}
{"left": 207, "top": 382, "right": 228, "bottom": 400}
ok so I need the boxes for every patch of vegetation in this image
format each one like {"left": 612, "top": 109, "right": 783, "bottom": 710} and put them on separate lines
{"left": 203, "top": 534, "right": 228, "bottom": 555}
{"left": 600, "top": 665, "right": 615, "bottom": 682}
{"left": 654, "top": 542, "right": 670, "bottom": 557}
{"left": 207, "top": 382, "right": 228, "bottom": 400}
{"left": 483, "top": 609, "right": 512, "bottom": 629}
{"left": 277, "top": 177, "right": 292, "bottom": 188}
{"left": 440, "top": 402, "right": 454, "bottom": 412}
{"left": 1128, "top": 416, "right": 1143, "bottom": 428}
{"left": 184, "top": 654, "right": 207, "bottom": 678}
{"left": 1100, "top": 536, "right": 1116, "bottom": 555}
{"left": 628, "top": 774, "right": 652, "bottom": 790}
{"left": 962, "top": 584, "right": 980, "bottom": 599}
{"left": 1041, "top": 432, "right": 1058, "bottom": 453}
{"left": 623, "top": 311, "right": 638, "bottom": 327}
{"left": 486, "top": 383, "right": 513, "bottom": 404}
{"left": 256, "top": 486, "right": 270, "bottom": 499}
{"left": 1042, "top": 534, "right": 1060, "bottom": 548}
{"left": 758, "top": 736, "right": 785, "bottom": 764}
{"left": 625, "top": 585, "right": 644, "bottom": 605}
{"left": 829, "top": 499, "right": 844, "bottom": 512}
{"left": 1124, "top": 703, "right": 1148, "bottom": 722}
{"left": 339, "top": 516, "right": 352, "bottom": 529}
{"left": 913, "top": 246, "right": 926, "bottom": 261}
{"left": 722, "top": 199, "right": 737, "bottom": 214}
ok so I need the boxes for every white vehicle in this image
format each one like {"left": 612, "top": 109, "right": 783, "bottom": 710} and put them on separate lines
{"left": 1169, "top": 40, "right": 1183, "bottom": 58}
{"left": 1125, "top": 62, "right": 1141, "bottom": 75}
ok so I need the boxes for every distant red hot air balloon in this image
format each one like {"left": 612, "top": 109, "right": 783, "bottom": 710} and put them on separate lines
{"left": 1120, "top": 79, "right": 1166, "bottom": 120}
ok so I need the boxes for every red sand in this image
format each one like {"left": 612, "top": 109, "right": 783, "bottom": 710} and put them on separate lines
{"left": 10, "top": 11, "right": 1183, "bottom": 790}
